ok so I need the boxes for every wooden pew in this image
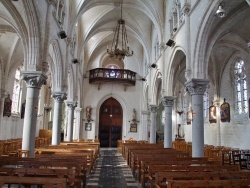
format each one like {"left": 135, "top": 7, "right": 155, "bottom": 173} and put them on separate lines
{"left": 140, "top": 157, "right": 214, "bottom": 186}
{"left": 60, "top": 141, "right": 100, "bottom": 155}
{"left": 129, "top": 148, "right": 186, "bottom": 168}
{"left": 154, "top": 171, "right": 250, "bottom": 188}
{"left": 148, "top": 164, "right": 241, "bottom": 188}
{"left": 40, "top": 145, "right": 98, "bottom": 160}
{"left": 125, "top": 144, "right": 165, "bottom": 164}
{"left": 122, "top": 143, "right": 162, "bottom": 160}
{"left": 35, "top": 147, "right": 95, "bottom": 171}
{"left": 0, "top": 156, "right": 86, "bottom": 187}
{"left": 165, "top": 179, "right": 250, "bottom": 188}
{"left": 0, "top": 176, "right": 67, "bottom": 188}
{"left": 133, "top": 153, "right": 189, "bottom": 179}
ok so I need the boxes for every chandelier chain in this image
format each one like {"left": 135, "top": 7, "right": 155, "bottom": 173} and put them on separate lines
{"left": 106, "top": 0, "right": 133, "bottom": 60}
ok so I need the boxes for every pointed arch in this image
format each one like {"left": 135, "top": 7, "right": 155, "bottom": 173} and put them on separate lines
{"left": 48, "top": 39, "right": 63, "bottom": 91}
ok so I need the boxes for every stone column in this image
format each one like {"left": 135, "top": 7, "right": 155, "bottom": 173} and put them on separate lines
{"left": 21, "top": 71, "right": 47, "bottom": 157}
{"left": 74, "top": 107, "right": 82, "bottom": 140}
{"left": 141, "top": 110, "right": 149, "bottom": 141}
{"left": 185, "top": 79, "right": 209, "bottom": 157}
{"left": 51, "top": 92, "right": 67, "bottom": 145}
{"left": 162, "top": 96, "right": 176, "bottom": 148}
{"left": 149, "top": 105, "right": 158, "bottom": 143}
{"left": 65, "top": 101, "right": 77, "bottom": 142}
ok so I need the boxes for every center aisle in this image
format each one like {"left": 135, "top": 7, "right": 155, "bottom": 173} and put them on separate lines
{"left": 86, "top": 148, "right": 139, "bottom": 188}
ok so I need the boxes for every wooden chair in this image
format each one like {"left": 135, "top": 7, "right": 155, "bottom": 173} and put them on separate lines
{"left": 221, "top": 147, "right": 231, "bottom": 165}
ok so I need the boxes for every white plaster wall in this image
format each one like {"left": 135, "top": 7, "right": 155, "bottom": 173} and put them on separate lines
{"left": 0, "top": 116, "right": 24, "bottom": 140}
{"left": 218, "top": 58, "right": 250, "bottom": 149}
{"left": 82, "top": 78, "right": 142, "bottom": 141}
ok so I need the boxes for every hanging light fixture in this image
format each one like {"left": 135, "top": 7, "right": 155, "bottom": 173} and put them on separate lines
{"left": 107, "top": 2, "right": 133, "bottom": 60}
{"left": 215, "top": 3, "right": 227, "bottom": 18}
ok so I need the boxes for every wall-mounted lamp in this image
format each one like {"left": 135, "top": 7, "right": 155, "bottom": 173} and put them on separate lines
{"left": 166, "top": 39, "right": 175, "bottom": 47}
{"left": 215, "top": 4, "right": 227, "bottom": 18}
{"left": 151, "top": 63, "right": 157, "bottom": 68}
{"left": 58, "top": 31, "right": 67, "bottom": 39}
{"left": 72, "top": 58, "right": 79, "bottom": 64}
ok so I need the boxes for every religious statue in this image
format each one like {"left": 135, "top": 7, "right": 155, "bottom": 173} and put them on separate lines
{"left": 132, "top": 108, "right": 137, "bottom": 121}
{"left": 86, "top": 106, "right": 92, "bottom": 122}
{"left": 3, "top": 94, "right": 12, "bottom": 117}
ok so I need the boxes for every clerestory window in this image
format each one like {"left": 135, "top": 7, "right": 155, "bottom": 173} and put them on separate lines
{"left": 203, "top": 90, "right": 209, "bottom": 118}
{"left": 11, "top": 68, "right": 21, "bottom": 114}
{"left": 234, "top": 59, "right": 248, "bottom": 114}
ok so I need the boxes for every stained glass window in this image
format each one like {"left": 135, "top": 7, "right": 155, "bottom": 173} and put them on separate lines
{"left": 11, "top": 68, "right": 21, "bottom": 113}
{"left": 234, "top": 59, "right": 248, "bottom": 114}
{"left": 203, "top": 90, "right": 209, "bottom": 117}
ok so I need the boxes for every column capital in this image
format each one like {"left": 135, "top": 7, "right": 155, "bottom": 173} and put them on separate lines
{"left": 185, "top": 78, "right": 209, "bottom": 95}
{"left": 161, "top": 96, "right": 176, "bottom": 107}
{"left": 52, "top": 91, "right": 67, "bottom": 102}
{"left": 66, "top": 101, "right": 77, "bottom": 109}
{"left": 149, "top": 105, "right": 158, "bottom": 113}
{"left": 21, "top": 71, "right": 47, "bottom": 88}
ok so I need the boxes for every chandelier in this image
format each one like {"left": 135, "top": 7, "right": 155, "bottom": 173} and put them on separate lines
{"left": 107, "top": 3, "right": 133, "bottom": 60}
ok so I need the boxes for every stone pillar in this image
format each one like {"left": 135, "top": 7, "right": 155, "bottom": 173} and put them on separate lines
{"left": 74, "top": 107, "right": 82, "bottom": 140}
{"left": 149, "top": 105, "right": 158, "bottom": 143}
{"left": 65, "top": 101, "right": 77, "bottom": 142}
{"left": 21, "top": 71, "right": 47, "bottom": 157}
{"left": 162, "top": 96, "right": 176, "bottom": 148}
{"left": 141, "top": 110, "right": 149, "bottom": 141}
{"left": 185, "top": 79, "right": 209, "bottom": 157}
{"left": 51, "top": 92, "right": 67, "bottom": 145}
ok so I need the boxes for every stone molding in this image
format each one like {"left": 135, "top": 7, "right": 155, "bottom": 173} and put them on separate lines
{"left": 52, "top": 91, "right": 67, "bottom": 102}
{"left": 161, "top": 96, "right": 176, "bottom": 107}
{"left": 67, "top": 101, "right": 77, "bottom": 109}
{"left": 149, "top": 105, "right": 158, "bottom": 113}
{"left": 141, "top": 110, "right": 150, "bottom": 115}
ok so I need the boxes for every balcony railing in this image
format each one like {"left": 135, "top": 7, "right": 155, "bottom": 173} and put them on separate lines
{"left": 89, "top": 68, "right": 136, "bottom": 86}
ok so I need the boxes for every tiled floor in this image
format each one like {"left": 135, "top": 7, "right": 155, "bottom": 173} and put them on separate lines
{"left": 86, "top": 148, "right": 139, "bottom": 188}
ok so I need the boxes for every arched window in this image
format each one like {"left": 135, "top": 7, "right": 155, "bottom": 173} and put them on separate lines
{"left": 234, "top": 59, "right": 248, "bottom": 114}
{"left": 105, "top": 65, "right": 120, "bottom": 78}
{"left": 11, "top": 68, "right": 21, "bottom": 113}
{"left": 203, "top": 90, "right": 209, "bottom": 118}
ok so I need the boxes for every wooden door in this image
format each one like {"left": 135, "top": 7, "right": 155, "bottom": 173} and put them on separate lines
{"left": 99, "top": 98, "right": 123, "bottom": 147}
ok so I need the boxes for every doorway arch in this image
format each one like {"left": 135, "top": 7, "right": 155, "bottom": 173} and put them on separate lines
{"left": 99, "top": 97, "right": 123, "bottom": 147}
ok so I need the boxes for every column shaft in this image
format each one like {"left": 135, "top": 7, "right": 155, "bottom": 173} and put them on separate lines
{"left": 141, "top": 111, "right": 149, "bottom": 141}
{"left": 74, "top": 107, "right": 82, "bottom": 140}
{"left": 51, "top": 92, "right": 67, "bottom": 145}
{"left": 149, "top": 105, "right": 158, "bottom": 143}
{"left": 22, "top": 87, "right": 40, "bottom": 156}
{"left": 185, "top": 79, "right": 209, "bottom": 157}
{"left": 52, "top": 100, "right": 62, "bottom": 144}
{"left": 21, "top": 71, "right": 47, "bottom": 157}
{"left": 192, "top": 94, "right": 204, "bottom": 156}
{"left": 162, "top": 96, "right": 176, "bottom": 148}
{"left": 65, "top": 101, "right": 77, "bottom": 142}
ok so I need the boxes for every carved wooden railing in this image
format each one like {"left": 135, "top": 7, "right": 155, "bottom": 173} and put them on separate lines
{"left": 89, "top": 68, "right": 136, "bottom": 86}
